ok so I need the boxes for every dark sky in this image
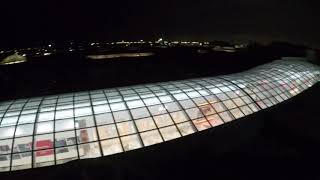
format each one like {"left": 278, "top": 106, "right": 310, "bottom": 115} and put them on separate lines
{"left": 1, "top": 0, "right": 320, "bottom": 48}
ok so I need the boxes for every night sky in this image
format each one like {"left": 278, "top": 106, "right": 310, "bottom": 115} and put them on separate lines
{"left": 1, "top": 0, "right": 320, "bottom": 48}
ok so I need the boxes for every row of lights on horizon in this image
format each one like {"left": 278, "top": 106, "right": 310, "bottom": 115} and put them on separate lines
{"left": 0, "top": 39, "right": 248, "bottom": 56}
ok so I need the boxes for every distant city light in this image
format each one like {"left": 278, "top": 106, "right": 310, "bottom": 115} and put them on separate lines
{"left": 157, "top": 38, "right": 163, "bottom": 43}
{"left": 48, "top": 44, "right": 52, "bottom": 47}
{"left": 43, "top": 53, "right": 52, "bottom": 56}
{"left": 87, "top": 52, "right": 154, "bottom": 60}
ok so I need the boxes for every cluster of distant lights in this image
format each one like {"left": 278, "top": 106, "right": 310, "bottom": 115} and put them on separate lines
{"left": 0, "top": 39, "right": 248, "bottom": 65}
{"left": 87, "top": 52, "right": 155, "bottom": 60}
{"left": 108, "top": 39, "right": 212, "bottom": 47}
{"left": 0, "top": 39, "right": 246, "bottom": 54}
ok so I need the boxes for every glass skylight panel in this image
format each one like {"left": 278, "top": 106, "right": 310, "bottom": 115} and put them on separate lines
{"left": 98, "top": 124, "right": 118, "bottom": 139}
{"left": 37, "top": 111, "right": 55, "bottom": 121}
{"left": 76, "top": 128, "right": 98, "bottom": 143}
{"left": 21, "top": 108, "right": 37, "bottom": 115}
{"left": 140, "top": 130, "right": 163, "bottom": 146}
{"left": 113, "top": 110, "right": 132, "bottom": 122}
{"left": 143, "top": 97, "right": 161, "bottom": 106}
{"left": 121, "top": 134, "right": 142, "bottom": 151}
{"left": 198, "top": 89, "right": 210, "bottom": 96}
{"left": 74, "top": 95, "right": 90, "bottom": 101}
{"left": 159, "top": 126, "right": 181, "bottom": 141}
{"left": 55, "top": 119, "right": 74, "bottom": 132}
{"left": 117, "top": 121, "right": 137, "bottom": 136}
{"left": 126, "top": 100, "right": 144, "bottom": 109}
{"left": 177, "top": 121, "right": 196, "bottom": 136}
{"left": 58, "top": 97, "right": 73, "bottom": 103}
{"left": 105, "top": 91, "right": 119, "bottom": 97}
{"left": 164, "top": 102, "right": 181, "bottom": 112}
{"left": 56, "top": 103, "right": 73, "bottom": 110}
{"left": 119, "top": 89, "right": 136, "bottom": 95}
{"left": 123, "top": 95, "right": 140, "bottom": 101}
{"left": 219, "top": 111, "right": 234, "bottom": 122}
{"left": 55, "top": 131, "right": 76, "bottom": 147}
{"left": 36, "top": 121, "right": 54, "bottom": 134}
{"left": 4, "top": 111, "right": 20, "bottom": 117}
{"left": 193, "top": 97, "right": 208, "bottom": 105}
{"left": 56, "top": 146, "right": 77, "bottom": 163}
{"left": 185, "top": 108, "right": 203, "bottom": 119}
{"left": 173, "top": 93, "right": 189, "bottom": 100}
{"left": 199, "top": 105, "right": 216, "bottom": 116}
{"left": 110, "top": 102, "right": 126, "bottom": 111}
{"left": 223, "top": 100, "right": 237, "bottom": 109}
{"left": 93, "top": 104, "right": 110, "bottom": 114}
{"left": 0, "top": 104, "right": 10, "bottom": 111}
{"left": 108, "top": 97, "right": 123, "bottom": 103}
{"left": 90, "top": 93, "right": 105, "bottom": 99}
{"left": 101, "top": 138, "right": 123, "bottom": 155}
{"left": 15, "top": 124, "right": 34, "bottom": 137}
{"left": 92, "top": 99, "right": 108, "bottom": 106}
{"left": 135, "top": 117, "right": 156, "bottom": 132}
{"left": 240, "top": 106, "right": 253, "bottom": 115}
{"left": 186, "top": 91, "right": 201, "bottom": 98}
{"left": 75, "top": 116, "right": 95, "bottom": 128}
{"left": 153, "top": 114, "right": 174, "bottom": 128}
{"left": 130, "top": 107, "right": 150, "bottom": 119}
{"left": 179, "top": 99, "right": 196, "bottom": 109}
{"left": 248, "top": 103, "right": 259, "bottom": 112}
{"left": 1, "top": 116, "right": 19, "bottom": 126}
{"left": 216, "top": 93, "right": 229, "bottom": 100}
{"left": 158, "top": 95, "right": 174, "bottom": 103}
{"left": 210, "top": 88, "right": 222, "bottom": 94}
{"left": 74, "top": 101, "right": 90, "bottom": 108}
{"left": 55, "top": 109, "right": 73, "bottom": 119}
{"left": 40, "top": 106, "right": 55, "bottom": 112}
{"left": 25, "top": 101, "right": 41, "bottom": 107}
{"left": 74, "top": 107, "right": 92, "bottom": 117}
{"left": 10, "top": 103, "right": 25, "bottom": 109}
{"left": 170, "top": 111, "right": 189, "bottom": 123}
{"left": 0, "top": 139, "right": 12, "bottom": 154}
{"left": 78, "top": 142, "right": 101, "bottom": 159}
{"left": 13, "top": 136, "right": 32, "bottom": 152}
{"left": 147, "top": 104, "right": 166, "bottom": 116}
{"left": 207, "top": 114, "right": 224, "bottom": 127}
{"left": 192, "top": 118, "right": 211, "bottom": 131}
{"left": 230, "top": 108, "right": 245, "bottom": 119}
{"left": 95, "top": 113, "right": 114, "bottom": 125}
{"left": 211, "top": 102, "right": 227, "bottom": 113}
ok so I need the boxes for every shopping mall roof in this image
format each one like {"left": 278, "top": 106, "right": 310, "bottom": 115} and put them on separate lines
{"left": 0, "top": 58, "right": 319, "bottom": 172}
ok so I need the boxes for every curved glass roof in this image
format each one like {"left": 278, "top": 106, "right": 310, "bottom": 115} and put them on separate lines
{"left": 0, "top": 59, "right": 319, "bottom": 172}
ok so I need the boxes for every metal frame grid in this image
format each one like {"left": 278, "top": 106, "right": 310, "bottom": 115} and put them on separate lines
{"left": 0, "top": 59, "right": 319, "bottom": 172}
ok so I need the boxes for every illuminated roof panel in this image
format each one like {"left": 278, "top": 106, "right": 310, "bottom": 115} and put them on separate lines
{"left": 0, "top": 59, "right": 319, "bottom": 172}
